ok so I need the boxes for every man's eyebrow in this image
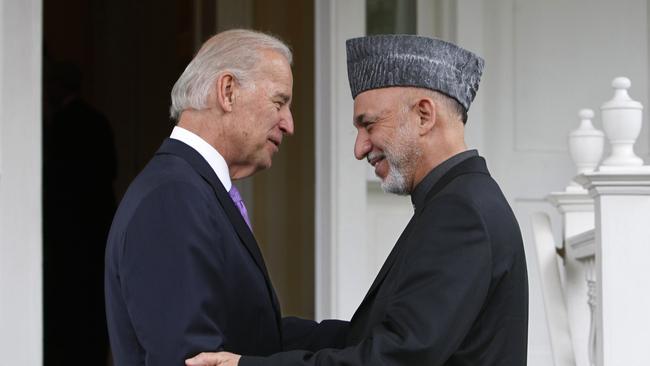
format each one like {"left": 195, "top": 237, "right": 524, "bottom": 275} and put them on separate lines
{"left": 354, "top": 113, "right": 379, "bottom": 127}
{"left": 354, "top": 113, "right": 367, "bottom": 126}
{"left": 275, "top": 92, "right": 291, "bottom": 104}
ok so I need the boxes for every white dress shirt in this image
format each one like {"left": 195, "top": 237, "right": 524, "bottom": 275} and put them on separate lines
{"left": 170, "top": 126, "right": 232, "bottom": 191}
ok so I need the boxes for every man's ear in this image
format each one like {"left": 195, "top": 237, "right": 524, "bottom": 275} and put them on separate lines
{"left": 416, "top": 97, "right": 436, "bottom": 135}
{"left": 216, "top": 73, "right": 237, "bottom": 112}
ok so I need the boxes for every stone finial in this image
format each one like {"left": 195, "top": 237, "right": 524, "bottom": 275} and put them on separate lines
{"left": 599, "top": 77, "right": 645, "bottom": 170}
{"left": 570, "top": 109, "right": 604, "bottom": 174}
{"left": 567, "top": 109, "right": 604, "bottom": 191}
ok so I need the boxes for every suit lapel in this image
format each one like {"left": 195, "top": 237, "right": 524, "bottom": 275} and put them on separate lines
{"left": 351, "top": 156, "right": 490, "bottom": 321}
{"left": 157, "top": 139, "right": 281, "bottom": 318}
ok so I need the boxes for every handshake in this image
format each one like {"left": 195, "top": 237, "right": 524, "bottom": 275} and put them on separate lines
{"left": 185, "top": 352, "right": 240, "bottom": 366}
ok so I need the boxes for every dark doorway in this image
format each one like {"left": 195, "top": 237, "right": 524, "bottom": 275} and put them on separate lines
{"left": 42, "top": 1, "right": 201, "bottom": 364}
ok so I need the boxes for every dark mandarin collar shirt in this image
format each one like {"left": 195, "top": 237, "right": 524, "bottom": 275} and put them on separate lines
{"left": 411, "top": 149, "right": 479, "bottom": 213}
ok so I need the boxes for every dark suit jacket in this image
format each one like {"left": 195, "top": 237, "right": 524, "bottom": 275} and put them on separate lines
{"left": 105, "top": 139, "right": 347, "bottom": 366}
{"left": 242, "top": 156, "right": 529, "bottom": 366}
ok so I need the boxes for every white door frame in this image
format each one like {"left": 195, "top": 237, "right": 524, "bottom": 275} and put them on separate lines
{"left": 314, "top": 0, "right": 367, "bottom": 320}
{"left": 0, "top": 0, "right": 43, "bottom": 364}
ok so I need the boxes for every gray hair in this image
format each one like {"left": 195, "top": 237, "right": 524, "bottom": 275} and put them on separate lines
{"left": 169, "top": 29, "right": 292, "bottom": 121}
{"left": 402, "top": 88, "right": 467, "bottom": 124}
{"left": 427, "top": 90, "right": 468, "bottom": 124}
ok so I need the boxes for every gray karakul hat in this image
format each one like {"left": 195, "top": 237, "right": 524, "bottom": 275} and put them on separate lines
{"left": 346, "top": 34, "right": 484, "bottom": 111}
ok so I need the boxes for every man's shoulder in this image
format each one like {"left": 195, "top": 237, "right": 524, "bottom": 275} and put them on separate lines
{"left": 421, "top": 173, "right": 514, "bottom": 231}
{"left": 109, "top": 154, "right": 218, "bottom": 232}
{"left": 428, "top": 171, "right": 500, "bottom": 206}
{"left": 132, "top": 152, "right": 211, "bottom": 194}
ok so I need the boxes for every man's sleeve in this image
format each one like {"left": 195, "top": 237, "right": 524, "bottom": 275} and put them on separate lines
{"left": 120, "top": 181, "right": 227, "bottom": 366}
{"left": 241, "top": 194, "right": 492, "bottom": 366}
{"left": 281, "top": 317, "right": 350, "bottom": 351}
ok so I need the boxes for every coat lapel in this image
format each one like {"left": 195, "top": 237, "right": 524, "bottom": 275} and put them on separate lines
{"left": 351, "top": 156, "right": 490, "bottom": 321}
{"left": 157, "top": 139, "right": 281, "bottom": 319}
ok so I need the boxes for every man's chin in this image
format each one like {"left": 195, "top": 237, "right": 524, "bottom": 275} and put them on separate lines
{"left": 381, "top": 182, "right": 410, "bottom": 196}
{"left": 232, "top": 159, "right": 272, "bottom": 180}
{"left": 258, "top": 157, "right": 273, "bottom": 170}
{"left": 380, "top": 171, "right": 410, "bottom": 196}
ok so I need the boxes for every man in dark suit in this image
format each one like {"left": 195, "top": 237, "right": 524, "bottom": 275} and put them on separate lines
{"left": 188, "top": 35, "right": 528, "bottom": 366}
{"left": 105, "top": 29, "right": 348, "bottom": 366}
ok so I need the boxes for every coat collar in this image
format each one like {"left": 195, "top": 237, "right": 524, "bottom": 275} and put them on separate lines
{"left": 411, "top": 150, "right": 479, "bottom": 215}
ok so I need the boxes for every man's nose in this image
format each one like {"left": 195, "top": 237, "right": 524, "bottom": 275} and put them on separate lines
{"left": 354, "top": 130, "right": 371, "bottom": 160}
{"left": 279, "top": 108, "right": 294, "bottom": 136}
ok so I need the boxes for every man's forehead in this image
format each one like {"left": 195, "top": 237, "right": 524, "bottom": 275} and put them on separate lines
{"left": 256, "top": 54, "right": 293, "bottom": 94}
{"left": 254, "top": 51, "right": 292, "bottom": 81}
{"left": 354, "top": 87, "right": 398, "bottom": 109}
{"left": 353, "top": 97, "right": 385, "bottom": 124}
{"left": 356, "top": 86, "right": 412, "bottom": 99}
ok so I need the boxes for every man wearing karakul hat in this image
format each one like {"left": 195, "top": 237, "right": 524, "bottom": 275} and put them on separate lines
{"left": 187, "top": 35, "right": 529, "bottom": 366}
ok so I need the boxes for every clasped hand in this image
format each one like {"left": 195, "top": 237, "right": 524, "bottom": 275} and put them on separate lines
{"left": 185, "top": 351, "right": 241, "bottom": 366}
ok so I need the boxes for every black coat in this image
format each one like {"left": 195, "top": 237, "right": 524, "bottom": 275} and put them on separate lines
{"left": 242, "top": 156, "right": 528, "bottom": 366}
{"left": 105, "top": 139, "right": 347, "bottom": 366}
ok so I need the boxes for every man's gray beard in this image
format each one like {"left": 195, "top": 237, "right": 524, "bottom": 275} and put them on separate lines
{"left": 381, "top": 159, "right": 409, "bottom": 195}
{"left": 380, "top": 125, "right": 419, "bottom": 195}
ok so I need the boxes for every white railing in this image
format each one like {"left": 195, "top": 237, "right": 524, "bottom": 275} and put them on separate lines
{"left": 535, "top": 77, "right": 650, "bottom": 366}
{"left": 565, "top": 229, "right": 596, "bottom": 366}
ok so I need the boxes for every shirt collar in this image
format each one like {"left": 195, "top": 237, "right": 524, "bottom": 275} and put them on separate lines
{"left": 410, "top": 149, "right": 478, "bottom": 212}
{"left": 170, "top": 126, "right": 232, "bottom": 191}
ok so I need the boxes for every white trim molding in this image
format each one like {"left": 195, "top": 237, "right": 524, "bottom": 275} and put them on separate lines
{"left": 0, "top": 0, "right": 3, "bottom": 181}
{"left": 576, "top": 170, "right": 650, "bottom": 196}
{"left": 0, "top": 0, "right": 43, "bottom": 364}
{"left": 314, "top": 0, "right": 367, "bottom": 321}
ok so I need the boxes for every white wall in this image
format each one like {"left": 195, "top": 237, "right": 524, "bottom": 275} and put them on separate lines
{"left": 0, "top": 0, "right": 42, "bottom": 364}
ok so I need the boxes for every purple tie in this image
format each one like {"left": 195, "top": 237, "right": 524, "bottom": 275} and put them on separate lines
{"left": 228, "top": 185, "right": 252, "bottom": 229}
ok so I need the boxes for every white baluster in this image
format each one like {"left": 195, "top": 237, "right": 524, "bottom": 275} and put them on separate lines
{"left": 583, "top": 257, "right": 597, "bottom": 366}
{"left": 568, "top": 109, "right": 604, "bottom": 191}
{"left": 599, "top": 77, "right": 649, "bottom": 171}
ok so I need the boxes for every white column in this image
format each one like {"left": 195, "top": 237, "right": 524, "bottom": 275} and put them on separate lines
{"left": 0, "top": 0, "right": 43, "bottom": 365}
{"left": 315, "top": 0, "right": 367, "bottom": 320}
{"left": 576, "top": 172, "right": 650, "bottom": 366}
